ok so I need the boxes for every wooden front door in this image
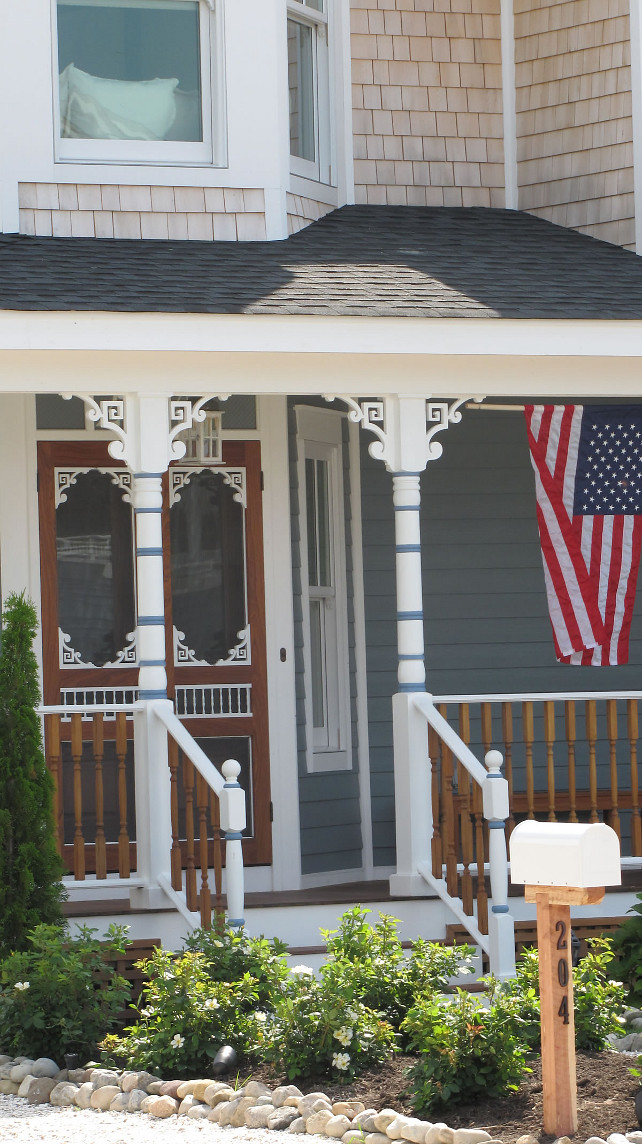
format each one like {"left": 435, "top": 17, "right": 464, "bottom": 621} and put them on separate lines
{"left": 38, "top": 439, "right": 271, "bottom": 869}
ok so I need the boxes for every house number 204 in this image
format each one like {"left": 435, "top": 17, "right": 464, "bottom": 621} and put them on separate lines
{"left": 556, "top": 920, "right": 570, "bottom": 1024}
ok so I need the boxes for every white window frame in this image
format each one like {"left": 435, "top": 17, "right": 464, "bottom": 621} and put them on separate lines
{"left": 296, "top": 406, "right": 351, "bottom": 773}
{"left": 52, "top": 0, "right": 225, "bottom": 167}
{"left": 287, "top": 0, "right": 331, "bottom": 185}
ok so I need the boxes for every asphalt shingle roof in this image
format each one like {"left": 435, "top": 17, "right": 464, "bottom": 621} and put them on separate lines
{"left": 1, "top": 205, "right": 642, "bottom": 319}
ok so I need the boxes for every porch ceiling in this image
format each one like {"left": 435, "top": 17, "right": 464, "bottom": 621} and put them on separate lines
{"left": 2, "top": 205, "right": 642, "bottom": 320}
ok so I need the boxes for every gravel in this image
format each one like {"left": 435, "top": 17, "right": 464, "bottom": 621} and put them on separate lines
{"left": 0, "top": 1094, "right": 289, "bottom": 1144}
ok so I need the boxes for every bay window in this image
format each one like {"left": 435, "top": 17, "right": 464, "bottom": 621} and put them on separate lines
{"left": 287, "top": 0, "right": 331, "bottom": 183}
{"left": 54, "top": 0, "right": 222, "bottom": 164}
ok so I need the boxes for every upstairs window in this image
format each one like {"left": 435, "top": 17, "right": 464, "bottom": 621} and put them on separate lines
{"left": 54, "top": 0, "right": 223, "bottom": 165}
{"left": 287, "top": 0, "right": 331, "bottom": 184}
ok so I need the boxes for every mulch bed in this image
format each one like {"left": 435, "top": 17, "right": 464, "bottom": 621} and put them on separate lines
{"left": 250, "top": 1052, "right": 641, "bottom": 1143}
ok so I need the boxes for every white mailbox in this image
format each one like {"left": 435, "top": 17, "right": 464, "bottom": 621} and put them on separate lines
{"left": 510, "top": 821, "right": 621, "bottom": 889}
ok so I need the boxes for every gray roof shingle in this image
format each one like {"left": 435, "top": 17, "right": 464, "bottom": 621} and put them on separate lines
{"left": 1, "top": 205, "right": 642, "bottom": 319}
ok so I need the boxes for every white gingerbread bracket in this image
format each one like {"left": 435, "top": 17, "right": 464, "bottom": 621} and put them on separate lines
{"left": 324, "top": 394, "right": 484, "bottom": 473}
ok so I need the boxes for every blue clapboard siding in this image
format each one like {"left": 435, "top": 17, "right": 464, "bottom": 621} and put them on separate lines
{"left": 361, "top": 405, "right": 642, "bottom": 865}
{"left": 288, "top": 400, "right": 363, "bottom": 875}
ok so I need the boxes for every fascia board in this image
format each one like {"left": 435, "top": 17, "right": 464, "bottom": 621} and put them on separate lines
{"left": 2, "top": 312, "right": 642, "bottom": 358}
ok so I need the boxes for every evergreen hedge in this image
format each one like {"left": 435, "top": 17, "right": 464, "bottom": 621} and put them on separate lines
{"left": 0, "top": 593, "right": 65, "bottom": 957}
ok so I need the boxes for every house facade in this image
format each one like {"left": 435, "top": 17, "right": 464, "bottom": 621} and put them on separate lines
{"left": 1, "top": 0, "right": 642, "bottom": 964}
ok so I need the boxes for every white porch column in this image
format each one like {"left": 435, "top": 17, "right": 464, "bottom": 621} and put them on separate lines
{"left": 326, "top": 393, "right": 480, "bottom": 896}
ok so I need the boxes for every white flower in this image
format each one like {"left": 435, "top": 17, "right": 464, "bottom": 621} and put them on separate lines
{"left": 290, "top": 964, "right": 314, "bottom": 976}
{"left": 140, "top": 1007, "right": 154, "bottom": 1018}
{"left": 332, "top": 1052, "right": 350, "bottom": 1071}
{"left": 203, "top": 998, "right": 220, "bottom": 1010}
{"left": 170, "top": 1034, "right": 185, "bottom": 1049}
{"left": 333, "top": 1026, "right": 353, "bottom": 1047}
{"left": 14, "top": 982, "right": 30, "bottom": 992}
{"left": 255, "top": 1011, "right": 267, "bottom": 1023}
{"left": 345, "top": 1008, "right": 358, "bottom": 1023}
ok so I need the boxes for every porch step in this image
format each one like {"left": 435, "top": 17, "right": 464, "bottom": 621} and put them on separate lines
{"left": 446, "top": 915, "right": 628, "bottom": 960}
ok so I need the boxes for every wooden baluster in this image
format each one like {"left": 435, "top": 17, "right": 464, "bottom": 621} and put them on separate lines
{"left": 45, "top": 714, "right": 64, "bottom": 857}
{"left": 168, "top": 737, "right": 182, "bottom": 891}
{"left": 523, "top": 701, "right": 535, "bottom": 819}
{"left": 93, "top": 713, "right": 107, "bottom": 879}
{"left": 606, "top": 699, "right": 621, "bottom": 840}
{"left": 428, "top": 724, "right": 442, "bottom": 878}
{"left": 472, "top": 776, "right": 488, "bottom": 935}
{"left": 629, "top": 700, "right": 642, "bottom": 856}
{"left": 71, "top": 713, "right": 85, "bottom": 880}
{"left": 585, "top": 700, "right": 599, "bottom": 822}
{"left": 458, "top": 704, "right": 474, "bottom": 916}
{"left": 502, "top": 703, "right": 515, "bottom": 836}
{"left": 480, "top": 703, "right": 493, "bottom": 859}
{"left": 196, "top": 773, "right": 212, "bottom": 928}
{"left": 116, "top": 713, "right": 130, "bottom": 878}
{"left": 565, "top": 701, "right": 578, "bottom": 822}
{"left": 183, "top": 756, "right": 198, "bottom": 912}
{"left": 210, "top": 790, "right": 224, "bottom": 922}
{"left": 438, "top": 704, "right": 458, "bottom": 897}
{"left": 544, "top": 701, "right": 556, "bottom": 822}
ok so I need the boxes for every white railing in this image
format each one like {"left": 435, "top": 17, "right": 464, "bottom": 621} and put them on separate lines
{"left": 39, "top": 698, "right": 246, "bottom": 929}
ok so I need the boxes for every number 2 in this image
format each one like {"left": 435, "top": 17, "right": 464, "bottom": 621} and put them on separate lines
{"left": 556, "top": 920, "right": 567, "bottom": 949}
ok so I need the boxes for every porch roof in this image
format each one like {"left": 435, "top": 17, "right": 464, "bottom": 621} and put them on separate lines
{"left": 2, "top": 205, "right": 642, "bottom": 320}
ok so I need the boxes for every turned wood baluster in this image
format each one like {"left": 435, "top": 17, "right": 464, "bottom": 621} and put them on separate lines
{"left": 480, "top": 703, "right": 493, "bottom": 858}
{"left": 438, "top": 703, "right": 458, "bottom": 897}
{"left": 428, "top": 724, "right": 442, "bottom": 878}
{"left": 92, "top": 713, "right": 107, "bottom": 879}
{"left": 544, "top": 701, "right": 556, "bottom": 822}
{"left": 168, "top": 737, "right": 182, "bottom": 892}
{"left": 196, "top": 773, "right": 212, "bottom": 928}
{"left": 45, "top": 714, "right": 64, "bottom": 857}
{"left": 458, "top": 704, "right": 474, "bottom": 916}
{"left": 523, "top": 701, "right": 535, "bottom": 819}
{"left": 210, "top": 790, "right": 224, "bottom": 922}
{"left": 472, "top": 776, "right": 488, "bottom": 935}
{"left": 116, "top": 713, "right": 130, "bottom": 878}
{"left": 585, "top": 700, "right": 599, "bottom": 823}
{"left": 629, "top": 700, "right": 642, "bottom": 856}
{"left": 71, "top": 713, "right": 85, "bottom": 880}
{"left": 501, "top": 703, "right": 515, "bottom": 836}
{"left": 565, "top": 701, "right": 578, "bottom": 822}
{"left": 182, "top": 756, "right": 198, "bottom": 912}
{"left": 606, "top": 699, "right": 621, "bottom": 839}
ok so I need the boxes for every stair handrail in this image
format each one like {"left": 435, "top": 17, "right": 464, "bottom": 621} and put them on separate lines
{"left": 412, "top": 692, "right": 487, "bottom": 785}
{"left": 151, "top": 701, "right": 225, "bottom": 796}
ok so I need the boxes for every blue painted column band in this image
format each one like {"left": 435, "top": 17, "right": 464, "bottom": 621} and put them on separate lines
{"left": 134, "top": 506, "right": 162, "bottom": 514}
{"left": 397, "top": 610, "right": 424, "bottom": 621}
{"left": 134, "top": 472, "right": 164, "bottom": 479}
{"left": 394, "top": 504, "right": 421, "bottom": 511}
{"left": 398, "top": 652, "right": 425, "bottom": 660}
{"left": 138, "top": 615, "right": 165, "bottom": 626}
{"left": 136, "top": 547, "right": 164, "bottom": 557}
{"left": 396, "top": 543, "right": 422, "bottom": 553}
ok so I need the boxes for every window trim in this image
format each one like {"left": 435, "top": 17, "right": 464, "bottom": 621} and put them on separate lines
{"left": 287, "top": 0, "right": 331, "bottom": 185}
{"left": 52, "top": 0, "right": 225, "bottom": 167}
{"left": 296, "top": 406, "right": 351, "bottom": 774}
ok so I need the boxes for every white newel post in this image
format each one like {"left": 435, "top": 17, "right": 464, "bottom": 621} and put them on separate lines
{"left": 483, "top": 750, "right": 516, "bottom": 979}
{"left": 220, "top": 759, "right": 247, "bottom": 928}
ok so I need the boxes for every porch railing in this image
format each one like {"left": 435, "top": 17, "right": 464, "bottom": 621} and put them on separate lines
{"left": 39, "top": 699, "right": 245, "bottom": 930}
{"left": 432, "top": 691, "right": 642, "bottom": 856}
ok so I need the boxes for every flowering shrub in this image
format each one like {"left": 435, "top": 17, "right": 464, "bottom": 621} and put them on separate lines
{"left": 501, "top": 937, "right": 625, "bottom": 1052}
{"left": 321, "top": 907, "right": 475, "bottom": 1040}
{"left": 260, "top": 966, "right": 396, "bottom": 1081}
{"left": 403, "top": 981, "right": 530, "bottom": 1114}
{"left": 0, "top": 923, "right": 131, "bottom": 1061}
{"left": 100, "top": 946, "right": 266, "bottom": 1076}
{"left": 183, "top": 925, "right": 289, "bottom": 1006}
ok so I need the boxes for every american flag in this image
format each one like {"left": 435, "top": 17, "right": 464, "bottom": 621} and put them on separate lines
{"left": 524, "top": 404, "right": 642, "bottom": 666}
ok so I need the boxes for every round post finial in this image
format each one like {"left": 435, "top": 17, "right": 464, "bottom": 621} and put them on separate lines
{"left": 222, "top": 759, "right": 241, "bottom": 783}
{"left": 485, "top": 749, "right": 504, "bottom": 774}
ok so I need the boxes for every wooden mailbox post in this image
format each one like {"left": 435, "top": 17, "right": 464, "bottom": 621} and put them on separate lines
{"left": 510, "top": 822, "right": 621, "bottom": 1138}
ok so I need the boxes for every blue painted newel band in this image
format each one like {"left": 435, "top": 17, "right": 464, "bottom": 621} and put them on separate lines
{"left": 225, "top": 832, "right": 244, "bottom": 841}
{"left": 399, "top": 682, "right": 426, "bottom": 692}
{"left": 492, "top": 905, "right": 510, "bottom": 914}
{"left": 488, "top": 820, "right": 505, "bottom": 830}
{"left": 227, "top": 918, "right": 245, "bottom": 928}
{"left": 139, "top": 689, "right": 167, "bottom": 699}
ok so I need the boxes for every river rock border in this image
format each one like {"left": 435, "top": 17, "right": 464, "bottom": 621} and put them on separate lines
{"left": 1, "top": 1053, "right": 642, "bottom": 1144}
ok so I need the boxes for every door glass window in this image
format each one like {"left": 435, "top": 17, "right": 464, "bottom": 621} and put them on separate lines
{"left": 56, "top": 469, "right": 136, "bottom": 667}
{"left": 170, "top": 469, "right": 246, "bottom": 665}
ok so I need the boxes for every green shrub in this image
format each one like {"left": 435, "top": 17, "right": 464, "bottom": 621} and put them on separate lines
{"left": 0, "top": 923, "right": 131, "bottom": 1062}
{"left": 183, "top": 925, "right": 289, "bottom": 1005}
{"left": 102, "top": 946, "right": 266, "bottom": 1076}
{"left": 502, "top": 938, "right": 624, "bottom": 1052}
{"left": 320, "top": 906, "right": 475, "bottom": 1036}
{"left": 402, "top": 982, "right": 530, "bottom": 1114}
{"left": 0, "top": 593, "right": 65, "bottom": 956}
{"left": 613, "top": 893, "right": 642, "bottom": 1006}
{"left": 261, "top": 964, "right": 397, "bottom": 1081}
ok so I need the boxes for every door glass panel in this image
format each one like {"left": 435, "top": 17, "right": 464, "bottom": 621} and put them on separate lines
{"left": 56, "top": 469, "right": 136, "bottom": 667}
{"left": 309, "top": 598, "right": 325, "bottom": 729}
{"left": 170, "top": 469, "right": 246, "bottom": 664}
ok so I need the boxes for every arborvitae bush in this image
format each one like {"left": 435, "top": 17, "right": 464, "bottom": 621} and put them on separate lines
{"left": 0, "top": 593, "right": 65, "bottom": 956}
